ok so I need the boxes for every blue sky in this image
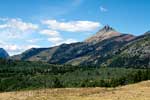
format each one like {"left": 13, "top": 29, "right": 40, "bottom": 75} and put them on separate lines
{"left": 0, "top": 0, "right": 149, "bottom": 55}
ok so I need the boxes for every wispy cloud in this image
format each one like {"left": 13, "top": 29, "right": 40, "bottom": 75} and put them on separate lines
{"left": 100, "top": 6, "right": 108, "bottom": 12}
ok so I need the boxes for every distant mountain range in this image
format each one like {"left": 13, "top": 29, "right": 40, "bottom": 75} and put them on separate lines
{"left": 11, "top": 25, "right": 150, "bottom": 68}
{"left": 0, "top": 48, "right": 9, "bottom": 58}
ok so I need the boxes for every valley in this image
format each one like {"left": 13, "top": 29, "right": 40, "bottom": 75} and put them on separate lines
{"left": 0, "top": 0, "right": 150, "bottom": 100}
{"left": 0, "top": 26, "right": 150, "bottom": 93}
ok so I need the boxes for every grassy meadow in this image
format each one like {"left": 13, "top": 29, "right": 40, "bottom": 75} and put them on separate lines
{"left": 0, "top": 80, "right": 150, "bottom": 100}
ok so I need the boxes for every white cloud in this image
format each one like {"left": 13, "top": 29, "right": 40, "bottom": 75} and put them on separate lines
{"left": 0, "top": 18, "right": 38, "bottom": 31}
{"left": 0, "top": 18, "right": 38, "bottom": 39}
{"left": 40, "top": 29, "right": 78, "bottom": 46}
{"left": 40, "top": 19, "right": 87, "bottom": 46}
{"left": 0, "top": 40, "right": 5, "bottom": 45}
{"left": 0, "top": 42, "right": 40, "bottom": 55}
{"left": 5, "top": 45, "right": 20, "bottom": 52}
{"left": 100, "top": 6, "right": 108, "bottom": 12}
{"left": 0, "top": 18, "right": 101, "bottom": 55}
{"left": 0, "top": 43, "right": 22, "bottom": 55}
{"left": 42, "top": 20, "right": 101, "bottom": 32}
{"left": 40, "top": 29, "right": 60, "bottom": 37}
{"left": 40, "top": 29, "right": 64, "bottom": 45}
{"left": 0, "top": 24, "right": 8, "bottom": 28}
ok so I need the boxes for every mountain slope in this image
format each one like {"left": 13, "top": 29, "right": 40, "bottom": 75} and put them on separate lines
{"left": 12, "top": 25, "right": 135, "bottom": 66}
{"left": 106, "top": 32, "right": 150, "bottom": 68}
{"left": 12, "top": 47, "right": 57, "bottom": 62}
{"left": 66, "top": 34, "right": 135, "bottom": 66}
{"left": 0, "top": 48, "right": 9, "bottom": 58}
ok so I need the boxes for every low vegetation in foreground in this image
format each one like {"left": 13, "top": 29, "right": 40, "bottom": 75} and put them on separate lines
{"left": 0, "top": 58, "right": 150, "bottom": 92}
{"left": 0, "top": 80, "right": 150, "bottom": 100}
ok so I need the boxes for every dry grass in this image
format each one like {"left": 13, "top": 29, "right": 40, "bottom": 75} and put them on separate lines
{"left": 0, "top": 81, "right": 150, "bottom": 100}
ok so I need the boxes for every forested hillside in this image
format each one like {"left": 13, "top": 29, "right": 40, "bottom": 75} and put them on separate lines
{"left": 0, "top": 58, "right": 150, "bottom": 92}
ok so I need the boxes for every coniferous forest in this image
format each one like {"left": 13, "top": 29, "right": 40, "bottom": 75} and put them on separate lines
{"left": 0, "top": 58, "right": 150, "bottom": 92}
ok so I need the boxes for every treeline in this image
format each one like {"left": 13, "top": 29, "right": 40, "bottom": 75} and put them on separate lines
{"left": 0, "top": 58, "right": 150, "bottom": 92}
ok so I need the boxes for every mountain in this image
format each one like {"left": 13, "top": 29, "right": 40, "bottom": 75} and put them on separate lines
{"left": 144, "top": 30, "right": 150, "bottom": 35}
{"left": 12, "top": 48, "right": 50, "bottom": 61}
{"left": 12, "top": 25, "right": 136, "bottom": 66}
{"left": 0, "top": 48, "right": 9, "bottom": 58}
{"left": 66, "top": 34, "right": 135, "bottom": 66}
{"left": 105, "top": 33, "right": 150, "bottom": 68}
{"left": 85, "top": 25, "right": 121, "bottom": 43}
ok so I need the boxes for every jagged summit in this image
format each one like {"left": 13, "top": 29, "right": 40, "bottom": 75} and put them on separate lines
{"left": 85, "top": 25, "right": 121, "bottom": 43}
{"left": 98, "top": 25, "right": 115, "bottom": 33}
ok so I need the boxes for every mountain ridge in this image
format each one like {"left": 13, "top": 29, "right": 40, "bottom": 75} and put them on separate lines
{"left": 85, "top": 25, "right": 122, "bottom": 43}
{"left": 106, "top": 33, "right": 150, "bottom": 68}
{"left": 12, "top": 25, "right": 145, "bottom": 67}
{"left": 0, "top": 48, "right": 9, "bottom": 58}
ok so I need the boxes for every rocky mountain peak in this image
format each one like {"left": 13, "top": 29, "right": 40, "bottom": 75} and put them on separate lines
{"left": 99, "top": 25, "right": 115, "bottom": 33}
{"left": 85, "top": 25, "right": 121, "bottom": 43}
